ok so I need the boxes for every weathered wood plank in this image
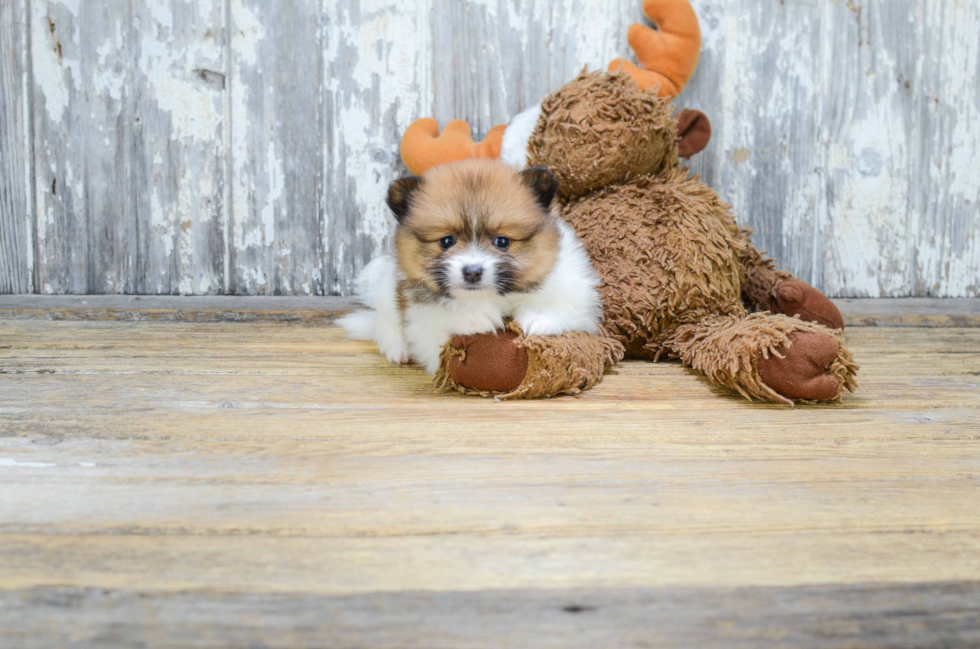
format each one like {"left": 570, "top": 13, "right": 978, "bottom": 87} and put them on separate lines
{"left": 819, "top": 0, "right": 918, "bottom": 298}
{"left": 431, "top": 0, "right": 638, "bottom": 136}
{"left": 684, "top": 0, "right": 823, "bottom": 287}
{"left": 0, "top": 295, "right": 977, "bottom": 326}
{"left": 908, "top": 0, "right": 980, "bottom": 298}
{"left": 321, "top": 0, "right": 434, "bottom": 295}
{"left": 683, "top": 0, "right": 980, "bottom": 298}
{"left": 31, "top": 0, "right": 226, "bottom": 295}
{"left": 0, "top": 294, "right": 359, "bottom": 323}
{"left": 2, "top": 582, "right": 979, "bottom": 649}
{"left": 133, "top": 0, "right": 227, "bottom": 294}
{"left": 228, "top": 0, "right": 321, "bottom": 295}
{"left": 31, "top": 1, "right": 138, "bottom": 293}
{"left": 0, "top": 0, "right": 33, "bottom": 294}
{"left": 0, "top": 322, "right": 979, "bottom": 645}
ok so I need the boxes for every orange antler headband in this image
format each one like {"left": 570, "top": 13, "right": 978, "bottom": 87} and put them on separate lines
{"left": 399, "top": 120, "right": 506, "bottom": 179}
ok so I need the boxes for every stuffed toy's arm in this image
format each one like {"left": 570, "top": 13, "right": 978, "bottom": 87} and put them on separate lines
{"left": 435, "top": 322, "right": 624, "bottom": 400}
{"left": 737, "top": 232, "right": 845, "bottom": 330}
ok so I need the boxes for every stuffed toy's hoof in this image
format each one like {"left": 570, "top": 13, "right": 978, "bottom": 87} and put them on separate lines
{"left": 435, "top": 323, "right": 624, "bottom": 399}
{"left": 771, "top": 279, "right": 845, "bottom": 330}
{"left": 445, "top": 330, "right": 529, "bottom": 394}
{"left": 757, "top": 331, "right": 854, "bottom": 402}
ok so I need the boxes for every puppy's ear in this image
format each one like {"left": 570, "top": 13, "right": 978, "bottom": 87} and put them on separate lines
{"left": 386, "top": 176, "right": 424, "bottom": 223}
{"left": 519, "top": 166, "right": 559, "bottom": 210}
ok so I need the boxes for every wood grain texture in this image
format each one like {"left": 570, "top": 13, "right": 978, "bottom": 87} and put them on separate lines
{"left": 0, "top": 0, "right": 34, "bottom": 294}
{"left": 0, "top": 295, "right": 977, "bottom": 326}
{"left": 4, "top": 0, "right": 979, "bottom": 296}
{"left": 0, "top": 320, "right": 979, "bottom": 645}
{"left": 2, "top": 583, "right": 979, "bottom": 648}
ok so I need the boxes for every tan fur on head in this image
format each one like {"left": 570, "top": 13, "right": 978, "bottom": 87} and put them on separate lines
{"left": 528, "top": 70, "right": 680, "bottom": 201}
{"left": 391, "top": 158, "right": 561, "bottom": 297}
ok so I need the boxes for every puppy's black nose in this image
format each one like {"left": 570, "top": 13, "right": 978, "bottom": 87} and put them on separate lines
{"left": 462, "top": 265, "right": 484, "bottom": 283}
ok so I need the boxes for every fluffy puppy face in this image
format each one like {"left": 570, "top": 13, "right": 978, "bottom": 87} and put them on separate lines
{"left": 388, "top": 159, "right": 560, "bottom": 300}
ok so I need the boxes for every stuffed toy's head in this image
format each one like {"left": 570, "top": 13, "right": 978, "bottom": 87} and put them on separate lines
{"left": 527, "top": 71, "right": 712, "bottom": 201}
{"left": 522, "top": 72, "right": 653, "bottom": 200}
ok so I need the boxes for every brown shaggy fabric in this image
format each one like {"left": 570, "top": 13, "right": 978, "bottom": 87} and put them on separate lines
{"left": 563, "top": 168, "right": 746, "bottom": 358}
{"left": 668, "top": 313, "right": 858, "bottom": 405}
{"left": 527, "top": 70, "right": 678, "bottom": 201}
{"left": 435, "top": 321, "right": 624, "bottom": 400}
{"left": 737, "top": 228, "right": 794, "bottom": 312}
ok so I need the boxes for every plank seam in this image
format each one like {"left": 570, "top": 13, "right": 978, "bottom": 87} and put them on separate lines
{"left": 315, "top": 0, "right": 325, "bottom": 297}
{"left": 26, "top": 0, "right": 37, "bottom": 294}
{"left": 222, "top": 0, "right": 233, "bottom": 296}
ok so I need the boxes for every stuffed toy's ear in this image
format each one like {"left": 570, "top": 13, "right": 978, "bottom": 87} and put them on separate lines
{"left": 608, "top": 0, "right": 702, "bottom": 97}
{"left": 519, "top": 166, "right": 559, "bottom": 210}
{"left": 386, "top": 176, "right": 424, "bottom": 223}
{"left": 676, "top": 109, "right": 711, "bottom": 157}
{"left": 400, "top": 118, "right": 506, "bottom": 176}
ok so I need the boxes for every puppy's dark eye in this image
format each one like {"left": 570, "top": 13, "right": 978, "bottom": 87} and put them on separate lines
{"left": 439, "top": 236, "right": 457, "bottom": 250}
{"left": 493, "top": 236, "right": 510, "bottom": 250}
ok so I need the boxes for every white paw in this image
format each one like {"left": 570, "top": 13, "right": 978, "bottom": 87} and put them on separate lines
{"left": 516, "top": 311, "right": 564, "bottom": 337}
{"left": 381, "top": 345, "right": 411, "bottom": 365}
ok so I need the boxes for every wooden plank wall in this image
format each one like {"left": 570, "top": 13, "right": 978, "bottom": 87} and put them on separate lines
{"left": 1, "top": 0, "right": 978, "bottom": 297}
{"left": 0, "top": 0, "right": 34, "bottom": 294}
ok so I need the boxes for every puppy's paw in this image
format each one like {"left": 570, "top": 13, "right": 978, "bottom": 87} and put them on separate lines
{"left": 516, "top": 311, "right": 564, "bottom": 337}
{"left": 380, "top": 344, "right": 411, "bottom": 365}
{"left": 389, "top": 351, "right": 411, "bottom": 365}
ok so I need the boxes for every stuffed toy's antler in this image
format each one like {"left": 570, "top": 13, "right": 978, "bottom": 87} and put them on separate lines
{"left": 399, "top": 119, "right": 507, "bottom": 176}
{"left": 399, "top": 0, "right": 700, "bottom": 173}
{"left": 608, "top": 0, "right": 701, "bottom": 97}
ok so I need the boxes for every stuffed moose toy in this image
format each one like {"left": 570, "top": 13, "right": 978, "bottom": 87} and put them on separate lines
{"left": 394, "top": 0, "right": 858, "bottom": 404}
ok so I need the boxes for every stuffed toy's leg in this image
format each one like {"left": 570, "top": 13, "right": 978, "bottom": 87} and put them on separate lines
{"left": 667, "top": 313, "right": 858, "bottom": 404}
{"left": 737, "top": 232, "right": 845, "bottom": 330}
{"left": 434, "top": 322, "right": 624, "bottom": 399}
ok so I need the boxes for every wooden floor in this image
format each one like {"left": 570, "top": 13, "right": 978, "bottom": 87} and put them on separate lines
{"left": 1, "top": 302, "right": 979, "bottom": 647}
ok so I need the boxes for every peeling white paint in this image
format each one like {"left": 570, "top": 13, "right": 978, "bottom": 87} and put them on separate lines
{"left": 230, "top": 0, "right": 264, "bottom": 66}
{"left": 151, "top": 191, "right": 175, "bottom": 259}
{"left": 138, "top": 2, "right": 223, "bottom": 143}
{"left": 261, "top": 138, "right": 280, "bottom": 245}
{"left": 31, "top": 2, "right": 72, "bottom": 123}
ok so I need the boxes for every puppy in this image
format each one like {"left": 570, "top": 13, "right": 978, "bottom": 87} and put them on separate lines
{"left": 338, "top": 158, "right": 602, "bottom": 374}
